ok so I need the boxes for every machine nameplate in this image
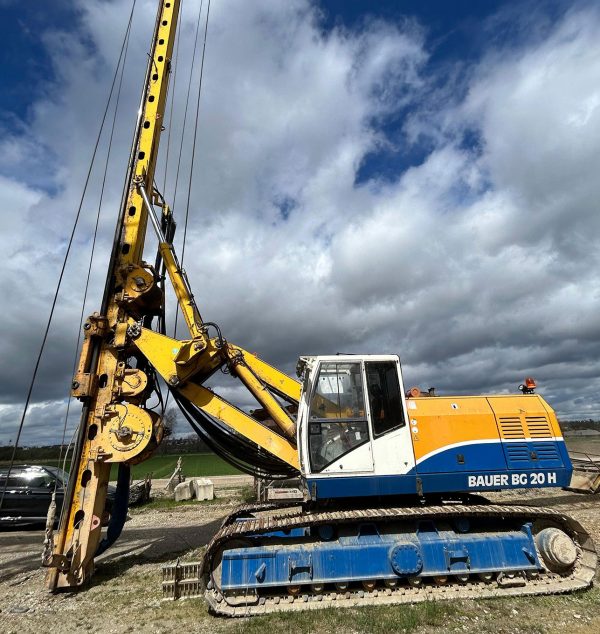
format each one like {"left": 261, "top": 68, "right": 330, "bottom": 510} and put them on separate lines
{"left": 467, "top": 472, "right": 558, "bottom": 487}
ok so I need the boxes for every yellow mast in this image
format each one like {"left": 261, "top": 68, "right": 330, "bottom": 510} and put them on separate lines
{"left": 46, "top": 0, "right": 182, "bottom": 589}
{"left": 47, "top": 0, "right": 303, "bottom": 592}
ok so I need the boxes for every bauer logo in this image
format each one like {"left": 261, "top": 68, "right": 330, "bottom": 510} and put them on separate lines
{"left": 467, "top": 472, "right": 558, "bottom": 487}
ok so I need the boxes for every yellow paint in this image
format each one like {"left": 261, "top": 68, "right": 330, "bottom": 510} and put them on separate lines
{"left": 408, "top": 394, "right": 558, "bottom": 462}
{"left": 229, "top": 345, "right": 301, "bottom": 402}
{"left": 133, "top": 327, "right": 220, "bottom": 385}
{"left": 133, "top": 330, "right": 299, "bottom": 441}
{"left": 232, "top": 362, "right": 297, "bottom": 438}
{"left": 158, "top": 243, "right": 205, "bottom": 340}
{"left": 48, "top": 0, "right": 182, "bottom": 591}
{"left": 179, "top": 383, "right": 300, "bottom": 470}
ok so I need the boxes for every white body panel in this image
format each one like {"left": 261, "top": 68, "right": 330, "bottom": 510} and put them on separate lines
{"left": 370, "top": 425, "right": 415, "bottom": 476}
{"left": 297, "top": 355, "right": 416, "bottom": 479}
{"left": 321, "top": 441, "right": 374, "bottom": 473}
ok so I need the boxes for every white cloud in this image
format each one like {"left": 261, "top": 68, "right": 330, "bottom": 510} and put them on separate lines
{"left": 1, "top": 0, "right": 600, "bottom": 446}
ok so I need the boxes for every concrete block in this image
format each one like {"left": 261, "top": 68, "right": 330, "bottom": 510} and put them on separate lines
{"left": 174, "top": 480, "right": 194, "bottom": 501}
{"left": 191, "top": 478, "right": 214, "bottom": 501}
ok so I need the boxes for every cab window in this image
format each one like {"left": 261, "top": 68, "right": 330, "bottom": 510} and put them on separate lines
{"left": 365, "top": 361, "right": 405, "bottom": 437}
{"left": 308, "top": 362, "right": 369, "bottom": 471}
{"left": 309, "top": 362, "right": 365, "bottom": 420}
{"left": 308, "top": 421, "right": 369, "bottom": 472}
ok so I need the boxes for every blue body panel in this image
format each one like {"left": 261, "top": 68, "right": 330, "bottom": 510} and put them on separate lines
{"left": 416, "top": 441, "right": 507, "bottom": 473}
{"left": 417, "top": 439, "right": 567, "bottom": 474}
{"left": 220, "top": 522, "right": 541, "bottom": 591}
{"left": 307, "top": 467, "right": 571, "bottom": 499}
{"left": 306, "top": 440, "right": 572, "bottom": 500}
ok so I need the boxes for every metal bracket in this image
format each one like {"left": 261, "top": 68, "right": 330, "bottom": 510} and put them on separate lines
{"left": 71, "top": 374, "right": 97, "bottom": 399}
{"left": 71, "top": 313, "right": 108, "bottom": 398}
{"left": 416, "top": 477, "right": 423, "bottom": 497}
{"left": 444, "top": 546, "right": 470, "bottom": 570}
{"left": 42, "top": 553, "right": 71, "bottom": 572}
{"left": 288, "top": 554, "right": 313, "bottom": 581}
{"left": 255, "top": 562, "right": 267, "bottom": 582}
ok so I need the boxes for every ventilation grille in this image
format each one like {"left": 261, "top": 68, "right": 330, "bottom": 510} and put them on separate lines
{"left": 498, "top": 417, "right": 526, "bottom": 439}
{"left": 531, "top": 441, "right": 560, "bottom": 462}
{"left": 505, "top": 443, "right": 530, "bottom": 464}
{"left": 499, "top": 415, "right": 553, "bottom": 439}
{"left": 525, "top": 416, "right": 552, "bottom": 439}
{"left": 498, "top": 414, "right": 561, "bottom": 468}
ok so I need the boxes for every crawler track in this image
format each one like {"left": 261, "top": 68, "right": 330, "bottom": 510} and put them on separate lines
{"left": 193, "top": 503, "right": 597, "bottom": 616}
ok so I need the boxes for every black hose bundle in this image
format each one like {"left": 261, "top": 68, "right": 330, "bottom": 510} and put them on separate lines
{"left": 171, "top": 388, "right": 298, "bottom": 480}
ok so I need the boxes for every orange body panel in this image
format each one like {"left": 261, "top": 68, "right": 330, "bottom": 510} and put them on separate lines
{"left": 407, "top": 394, "right": 561, "bottom": 463}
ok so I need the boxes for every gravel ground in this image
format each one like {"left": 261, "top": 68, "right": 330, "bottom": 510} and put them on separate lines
{"left": 0, "top": 484, "right": 598, "bottom": 634}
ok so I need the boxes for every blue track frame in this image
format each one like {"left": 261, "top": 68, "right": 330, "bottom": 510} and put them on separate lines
{"left": 220, "top": 520, "right": 541, "bottom": 592}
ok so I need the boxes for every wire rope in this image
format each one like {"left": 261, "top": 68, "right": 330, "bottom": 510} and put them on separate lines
{"left": 0, "top": 0, "right": 138, "bottom": 511}
{"left": 180, "top": 0, "right": 211, "bottom": 269}
{"left": 161, "top": 0, "right": 207, "bottom": 412}
{"left": 171, "top": 0, "right": 204, "bottom": 244}
{"left": 56, "top": 3, "right": 135, "bottom": 505}
{"left": 172, "top": 0, "right": 210, "bottom": 344}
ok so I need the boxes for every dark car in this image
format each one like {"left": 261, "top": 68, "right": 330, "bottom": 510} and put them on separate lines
{"left": 0, "top": 465, "right": 116, "bottom": 528}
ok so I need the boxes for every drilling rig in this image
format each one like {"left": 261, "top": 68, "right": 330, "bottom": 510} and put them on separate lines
{"left": 44, "top": 0, "right": 596, "bottom": 615}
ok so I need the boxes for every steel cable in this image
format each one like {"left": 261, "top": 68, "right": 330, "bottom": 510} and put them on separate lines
{"left": 171, "top": 0, "right": 204, "bottom": 254}
{"left": 0, "top": 0, "right": 138, "bottom": 511}
{"left": 179, "top": 0, "right": 211, "bottom": 269}
{"left": 56, "top": 1, "right": 136, "bottom": 518}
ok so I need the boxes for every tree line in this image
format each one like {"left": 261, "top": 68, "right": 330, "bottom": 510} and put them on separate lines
{"left": 2, "top": 417, "right": 598, "bottom": 462}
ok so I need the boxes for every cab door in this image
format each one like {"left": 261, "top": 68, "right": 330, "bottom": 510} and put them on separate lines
{"left": 305, "top": 360, "right": 374, "bottom": 474}
{"left": 365, "top": 358, "right": 416, "bottom": 479}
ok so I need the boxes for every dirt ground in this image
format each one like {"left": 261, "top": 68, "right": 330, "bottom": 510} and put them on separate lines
{"left": 1, "top": 477, "right": 599, "bottom": 634}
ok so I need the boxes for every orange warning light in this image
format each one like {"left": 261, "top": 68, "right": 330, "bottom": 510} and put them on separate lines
{"left": 519, "top": 377, "right": 537, "bottom": 394}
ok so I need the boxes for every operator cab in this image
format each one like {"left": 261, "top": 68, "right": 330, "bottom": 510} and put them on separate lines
{"left": 296, "top": 355, "right": 417, "bottom": 497}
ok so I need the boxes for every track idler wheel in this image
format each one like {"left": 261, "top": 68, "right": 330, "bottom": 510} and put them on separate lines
{"left": 536, "top": 527, "right": 578, "bottom": 573}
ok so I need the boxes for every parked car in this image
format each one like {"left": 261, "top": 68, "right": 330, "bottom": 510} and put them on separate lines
{"left": 0, "top": 464, "right": 115, "bottom": 528}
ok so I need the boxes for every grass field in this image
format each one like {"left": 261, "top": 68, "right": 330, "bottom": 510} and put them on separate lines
{"left": 0, "top": 453, "right": 241, "bottom": 480}
{"left": 125, "top": 453, "right": 241, "bottom": 479}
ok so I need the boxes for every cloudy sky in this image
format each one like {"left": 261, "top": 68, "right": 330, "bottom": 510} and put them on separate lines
{"left": 1, "top": 0, "right": 599, "bottom": 446}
